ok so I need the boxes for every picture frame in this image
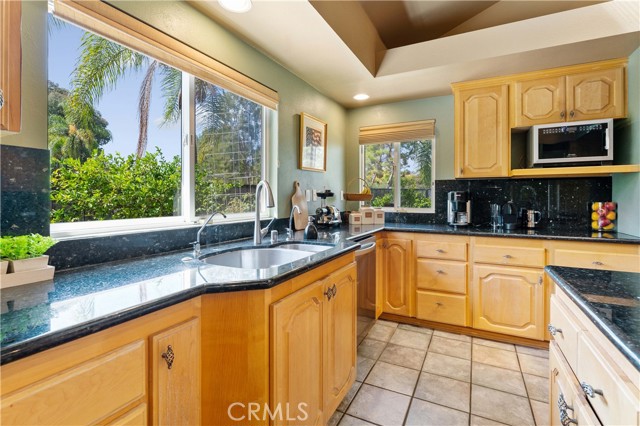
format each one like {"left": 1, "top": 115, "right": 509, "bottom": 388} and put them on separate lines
{"left": 299, "top": 112, "right": 327, "bottom": 172}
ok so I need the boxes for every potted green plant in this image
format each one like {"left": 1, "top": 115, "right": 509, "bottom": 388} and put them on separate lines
{"left": 0, "top": 234, "right": 57, "bottom": 288}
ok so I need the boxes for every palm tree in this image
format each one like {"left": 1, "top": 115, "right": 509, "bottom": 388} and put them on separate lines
{"left": 67, "top": 31, "right": 181, "bottom": 158}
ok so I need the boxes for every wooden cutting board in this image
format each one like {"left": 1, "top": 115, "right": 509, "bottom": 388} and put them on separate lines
{"left": 291, "top": 181, "right": 309, "bottom": 230}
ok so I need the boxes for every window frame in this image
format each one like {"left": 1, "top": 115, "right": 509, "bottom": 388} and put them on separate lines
{"left": 359, "top": 138, "right": 436, "bottom": 214}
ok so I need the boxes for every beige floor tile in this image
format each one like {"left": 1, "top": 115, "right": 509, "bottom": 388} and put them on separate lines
{"left": 519, "top": 353, "right": 549, "bottom": 378}
{"left": 398, "top": 323, "right": 434, "bottom": 335}
{"left": 367, "top": 323, "right": 396, "bottom": 342}
{"left": 414, "top": 372, "right": 471, "bottom": 412}
{"left": 405, "top": 398, "right": 469, "bottom": 426}
{"left": 470, "top": 415, "right": 508, "bottom": 425}
{"left": 364, "top": 361, "right": 420, "bottom": 395}
{"left": 471, "top": 385, "right": 535, "bottom": 426}
{"left": 378, "top": 343, "right": 426, "bottom": 370}
{"left": 433, "top": 330, "right": 472, "bottom": 342}
{"left": 389, "top": 328, "right": 431, "bottom": 350}
{"left": 328, "top": 410, "right": 343, "bottom": 426}
{"left": 472, "top": 344, "right": 520, "bottom": 371}
{"left": 524, "top": 373, "right": 549, "bottom": 403}
{"left": 516, "top": 345, "right": 549, "bottom": 359}
{"left": 423, "top": 352, "right": 471, "bottom": 382}
{"left": 337, "top": 381, "right": 362, "bottom": 412}
{"left": 358, "top": 339, "right": 386, "bottom": 360}
{"left": 346, "top": 384, "right": 411, "bottom": 426}
{"left": 530, "top": 399, "right": 550, "bottom": 426}
{"left": 338, "top": 414, "right": 377, "bottom": 426}
{"left": 356, "top": 355, "right": 375, "bottom": 382}
{"left": 430, "top": 336, "right": 472, "bottom": 360}
{"left": 472, "top": 362, "right": 527, "bottom": 396}
{"left": 375, "top": 319, "right": 399, "bottom": 329}
{"left": 473, "top": 337, "right": 516, "bottom": 352}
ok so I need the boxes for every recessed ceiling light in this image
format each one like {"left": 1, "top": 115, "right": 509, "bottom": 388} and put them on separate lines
{"left": 353, "top": 93, "right": 370, "bottom": 101}
{"left": 218, "top": 0, "right": 252, "bottom": 13}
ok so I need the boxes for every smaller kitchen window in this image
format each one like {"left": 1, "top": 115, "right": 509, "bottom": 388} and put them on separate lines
{"left": 359, "top": 120, "right": 435, "bottom": 212}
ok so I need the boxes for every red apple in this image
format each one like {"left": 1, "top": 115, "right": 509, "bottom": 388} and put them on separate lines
{"left": 598, "top": 217, "right": 611, "bottom": 228}
{"left": 604, "top": 202, "right": 616, "bottom": 211}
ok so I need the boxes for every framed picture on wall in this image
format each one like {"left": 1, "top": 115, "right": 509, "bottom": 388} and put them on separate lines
{"left": 299, "top": 113, "right": 327, "bottom": 172}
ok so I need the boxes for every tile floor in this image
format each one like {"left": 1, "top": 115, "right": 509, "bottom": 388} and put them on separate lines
{"left": 330, "top": 320, "right": 550, "bottom": 426}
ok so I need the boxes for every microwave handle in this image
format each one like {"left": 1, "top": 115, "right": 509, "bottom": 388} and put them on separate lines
{"left": 605, "top": 132, "right": 610, "bottom": 151}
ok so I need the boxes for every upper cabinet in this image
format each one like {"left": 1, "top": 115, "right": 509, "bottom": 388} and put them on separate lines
{"left": 453, "top": 83, "right": 510, "bottom": 178}
{"left": 512, "top": 61, "right": 626, "bottom": 127}
{"left": 0, "top": 0, "right": 21, "bottom": 132}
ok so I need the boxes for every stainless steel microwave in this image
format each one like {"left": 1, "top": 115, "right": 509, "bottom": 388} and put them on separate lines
{"left": 527, "top": 118, "right": 613, "bottom": 167}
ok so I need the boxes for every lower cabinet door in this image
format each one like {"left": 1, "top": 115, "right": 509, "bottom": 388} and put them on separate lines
{"left": 472, "top": 265, "right": 544, "bottom": 339}
{"left": 324, "top": 265, "right": 357, "bottom": 416}
{"left": 151, "top": 317, "right": 201, "bottom": 426}
{"left": 271, "top": 281, "right": 324, "bottom": 426}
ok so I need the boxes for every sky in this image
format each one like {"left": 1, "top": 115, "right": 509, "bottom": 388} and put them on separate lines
{"left": 48, "top": 16, "right": 182, "bottom": 158}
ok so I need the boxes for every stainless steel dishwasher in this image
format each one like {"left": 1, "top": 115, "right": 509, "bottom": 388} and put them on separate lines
{"left": 354, "top": 235, "right": 377, "bottom": 343}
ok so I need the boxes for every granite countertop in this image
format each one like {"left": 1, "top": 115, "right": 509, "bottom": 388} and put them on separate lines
{"left": 2, "top": 222, "right": 639, "bottom": 365}
{"left": 546, "top": 265, "right": 640, "bottom": 370}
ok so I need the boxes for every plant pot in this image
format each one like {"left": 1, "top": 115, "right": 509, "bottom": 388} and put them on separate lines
{"left": 9, "top": 255, "right": 50, "bottom": 273}
{"left": 1, "top": 260, "right": 8, "bottom": 274}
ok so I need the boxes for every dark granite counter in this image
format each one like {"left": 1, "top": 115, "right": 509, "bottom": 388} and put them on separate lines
{"left": 2, "top": 222, "right": 638, "bottom": 365}
{"left": 546, "top": 266, "right": 640, "bottom": 370}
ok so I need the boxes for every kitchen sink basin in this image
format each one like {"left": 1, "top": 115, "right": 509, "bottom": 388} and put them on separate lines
{"left": 200, "top": 247, "right": 316, "bottom": 269}
{"left": 277, "top": 243, "right": 332, "bottom": 252}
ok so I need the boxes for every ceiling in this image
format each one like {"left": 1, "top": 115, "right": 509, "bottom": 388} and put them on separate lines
{"left": 189, "top": 0, "right": 640, "bottom": 108}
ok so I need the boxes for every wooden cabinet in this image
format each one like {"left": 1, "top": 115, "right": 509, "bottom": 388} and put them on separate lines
{"left": 453, "top": 83, "right": 510, "bottom": 178}
{"left": 151, "top": 317, "right": 201, "bottom": 426}
{"left": 567, "top": 66, "right": 626, "bottom": 122}
{"left": 380, "top": 234, "right": 414, "bottom": 317}
{"left": 414, "top": 234, "right": 469, "bottom": 326}
{"left": 271, "top": 263, "right": 357, "bottom": 425}
{"left": 548, "top": 240, "right": 640, "bottom": 273}
{"left": 512, "top": 76, "right": 565, "bottom": 127}
{"left": 0, "top": 0, "right": 21, "bottom": 132}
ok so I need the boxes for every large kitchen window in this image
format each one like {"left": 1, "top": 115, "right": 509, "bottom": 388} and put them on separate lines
{"left": 359, "top": 120, "right": 435, "bottom": 212}
{"left": 47, "top": 2, "right": 277, "bottom": 237}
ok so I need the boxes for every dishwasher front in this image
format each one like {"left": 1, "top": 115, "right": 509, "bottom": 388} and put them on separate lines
{"left": 354, "top": 235, "right": 377, "bottom": 343}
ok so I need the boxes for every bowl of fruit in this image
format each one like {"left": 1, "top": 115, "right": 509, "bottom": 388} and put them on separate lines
{"left": 591, "top": 202, "right": 617, "bottom": 232}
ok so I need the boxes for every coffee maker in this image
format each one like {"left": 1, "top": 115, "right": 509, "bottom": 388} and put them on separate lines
{"left": 447, "top": 191, "right": 472, "bottom": 226}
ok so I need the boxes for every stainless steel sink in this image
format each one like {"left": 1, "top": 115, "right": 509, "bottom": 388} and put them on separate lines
{"left": 278, "top": 243, "right": 332, "bottom": 252}
{"left": 200, "top": 248, "right": 315, "bottom": 269}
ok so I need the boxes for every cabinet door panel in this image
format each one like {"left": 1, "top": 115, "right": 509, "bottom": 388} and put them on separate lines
{"left": 151, "top": 318, "right": 200, "bottom": 426}
{"left": 382, "top": 238, "right": 413, "bottom": 316}
{"left": 455, "top": 84, "right": 509, "bottom": 178}
{"left": 271, "top": 281, "right": 324, "bottom": 426}
{"left": 324, "top": 265, "right": 357, "bottom": 416}
{"left": 472, "top": 265, "right": 544, "bottom": 339}
{"left": 567, "top": 67, "right": 625, "bottom": 120}
{"left": 513, "top": 76, "right": 565, "bottom": 126}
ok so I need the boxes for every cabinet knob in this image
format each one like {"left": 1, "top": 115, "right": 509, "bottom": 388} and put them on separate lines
{"left": 581, "top": 382, "right": 603, "bottom": 398}
{"left": 548, "top": 324, "right": 563, "bottom": 336}
{"left": 460, "top": 168, "right": 463, "bottom": 175}
{"left": 161, "top": 345, "right": 175, "bottom": 370}
{"left": 560, "top": 110, "right": 565, "bottom": 118}
{"left": 569, "top": 110, "right": 575, "bottom": 118}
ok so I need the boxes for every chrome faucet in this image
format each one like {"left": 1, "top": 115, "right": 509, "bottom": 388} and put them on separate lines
{"left": 192, "top": 211, "right": 226, "bottom": 258}
{"left": 287, "top": 205, "right": 301, "bottom": 240}
{"left": 254, "top": 180, "right": 275, "bottom": 245}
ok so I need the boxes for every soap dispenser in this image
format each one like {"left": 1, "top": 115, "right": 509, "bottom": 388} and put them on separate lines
{"left": 304, "top": 216, "right": 318, "bottom": 240}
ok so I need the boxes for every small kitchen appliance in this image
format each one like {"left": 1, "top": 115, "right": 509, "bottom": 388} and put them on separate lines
{"left": 447, "top": 191, "right": 471, "bottom": 226}
{"left": 521, "top": 209, "right": 542, "bottom": 229}
{"left": 502, "top": 201, "right": 518, "bottom": 230}
{"left": 527, "top": 118, "right": 613, "bottom": 167}
{"left": 315, "top": 206, "right": 342, "bottom": 227}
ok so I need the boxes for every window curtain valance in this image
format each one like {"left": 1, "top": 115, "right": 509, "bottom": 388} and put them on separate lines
{"left": 51, "top": 0, "right": 279, "bottom": 110}
{"left": 359, "top": 119, "right": 435, "bottom": 145}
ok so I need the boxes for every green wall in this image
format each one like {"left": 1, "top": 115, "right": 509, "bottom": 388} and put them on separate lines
{"left": 109, "top": 1, "right": 348, "bottom": 218}
{"left": 612, "top": 47, "right": 640, "bottom": 236}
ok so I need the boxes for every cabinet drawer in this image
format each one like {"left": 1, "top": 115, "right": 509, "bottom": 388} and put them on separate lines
{"left": 416, "top": 291, "right": 467, "bottom": 326}
{"left": 416, "top": 259, "right": 466, "bottom": 294}
{"left": 576, "top": 332, "right": 640, "bottom": 426}
{"left": 549, "top": 295, "right": 582, "bottom": 371}
{"left": 551, "top": 247, "right": 640, "bottom": 273}
{"left": 1, "top": 340, "right": 146, "bottom": 425}
{"left": 416, "top": 240, "right": 467, "bottom": 261}
{"left": 474, "top": 243, "right": 545, "bottom": 268}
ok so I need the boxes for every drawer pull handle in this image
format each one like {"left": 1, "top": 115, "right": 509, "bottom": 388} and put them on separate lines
{"left": 435, "top": 302, "right": 443, "bottom": 307}
{"left": 548, "top": 324, "right": 563, "bottom": 336}
{"left": 324, "top": 284, "right": 337, "bottom": 301}
{"left": 560, "top": 407, "right": 577, "bottom": 426}
{"left": 592, "top": 261, "right": 604, "bottom": 266}
{"left": 503, "top": 254, "right": 512, "bottom": 259}
{"left": 436, "top": 269, "right": 445, "bottom": 274}
{"left": 161, "top": 345, "right": 175, "bottom": 369}
{"left": 581, "top": 382, "right": 603, "bottom": 398}
{"left": 538, "top": 276, "right": 543, "bottom": 285}
{"left": 557, "top": 393, "right": 573, "bottom": 413}
{"left": 435, "top": 249, "right": 446, "bottom": 253}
